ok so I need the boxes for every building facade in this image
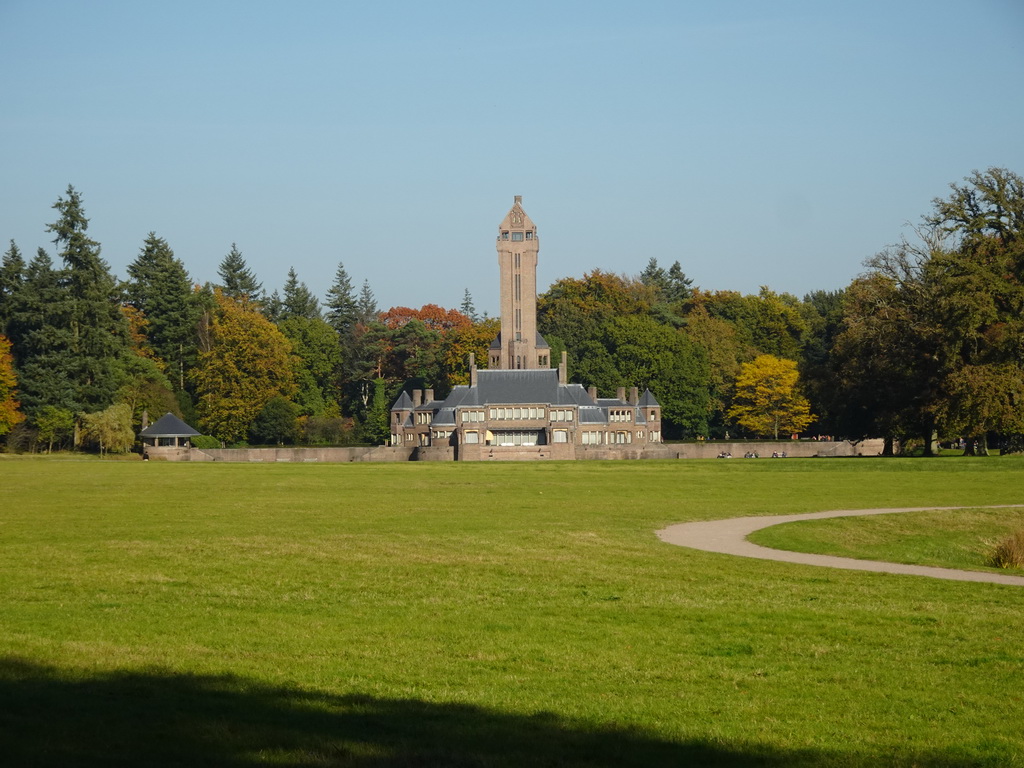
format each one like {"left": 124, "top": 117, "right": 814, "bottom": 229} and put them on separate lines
{"left": 390, "top": 197, "right": 663, "bottom": 461}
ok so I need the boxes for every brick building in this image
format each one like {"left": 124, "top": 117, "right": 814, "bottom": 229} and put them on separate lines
{"left": 390, "top": 197, "right": 663, "bottom": 461}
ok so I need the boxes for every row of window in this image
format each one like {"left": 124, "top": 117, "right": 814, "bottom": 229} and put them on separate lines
{"left": 394, "top": 429, "right": 661, "bottom": 447}
{"left": 609, "top": 410, "right": 633, "bottom": 422}
{"left": 490, "top": 407, "right": 542, "bottom": 420}
{"left": 500, "top": 231, "right": 535, "bottom": 241}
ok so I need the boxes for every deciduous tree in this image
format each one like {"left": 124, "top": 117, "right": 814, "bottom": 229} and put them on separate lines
{"left": 728, "top": 354, "right": 813, "bottom": 439}
{"left": 0, "top": 334, "right": 25, "bottom": 436}
{"left": 191, "top": 291, "right": 296, "bottom": 443}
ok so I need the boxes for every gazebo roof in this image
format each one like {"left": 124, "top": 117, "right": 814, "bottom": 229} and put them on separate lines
{"left": 140, "top": 412, "right": 201, "bottom": 438}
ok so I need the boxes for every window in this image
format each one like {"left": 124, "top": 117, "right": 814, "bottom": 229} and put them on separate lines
{"left": 512, "top": 231, "right": 524, "bottom": 241}
{"left": 651, "top": 430, "right": 661, "bottom": 442}
{"left": 493, "top": 430, "right": 543, "bottom": 446}
{"left": 501, "top": 231, "right": 509, "bottom": 240}
{"left": 464, "top": 430, "right": 479, "bottom": 444}
{"left": 526, "top": 231, "right": 533, "bottom": 240}
{"left": 553, "top": 430, "right": 568, "bottom": 443}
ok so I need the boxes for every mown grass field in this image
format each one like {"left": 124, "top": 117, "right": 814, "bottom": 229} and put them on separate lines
{"left": 750, "top": 507, "right": 1024, "bottom": 573}
{"left": 1, "top": 456, "right": 1023, "bottom": 767}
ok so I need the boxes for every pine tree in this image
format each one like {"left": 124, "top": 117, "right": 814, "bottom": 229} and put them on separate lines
{"left": 45, "top": 185, "right": 131, "bottom": 413}
{"left": 460, "top": 288, "right": 478, "bottom": 322}
{"left": 324, "top": 262, "right": 359, "bottom": 334}
{"left": 125, "top": 233, "right": 198, "bottom": 390}
{"left": 217, "top": 243, "right": 262, "bottom": 300}
{"left": 0, "top": 240, "right": 26, "bottom": 334}
{"left": 356, "top": 280, "right": 378, "bottom": 324}
{"left": 280, "top": 267, "right": 321, "bottom": 320}
{"left": 5, "top": 249, "right": 76, "bottom": 415}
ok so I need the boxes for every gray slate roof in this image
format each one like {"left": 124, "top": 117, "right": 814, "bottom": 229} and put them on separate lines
{"left": 437, "top": 369, "right": 597, "bottom": 408}
{"left": 140, "top": 412, "right": 200, "bottom": 438}
{"left": 638, "top": 389, "right": 661, "bottom": 407}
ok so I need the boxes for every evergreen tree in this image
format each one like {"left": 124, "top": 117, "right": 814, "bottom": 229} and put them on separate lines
{"left": 356, "top": 280, "right": 378, "bottom": 324}
{"left": 5, "top": 249, "right": 76, "bottom": 415}
{"left": 217, "top": 243, "right": 262, "bottom": 300}
{"left": 280, "top": 267, "right": 321, "bottom": 320}
{"left": 125, "top": 233, "right": 198, "bottom": 390}
{"left": 324, "top": 262, "right": 359, "bottom": 334}
{"left": 0, "top": 240, "right": 26, "bottom": 333}
{"left": 45, "top": 185, "right": 131, "bottom": 413}
{"left": 460, "top": 288, "right": 479, "bottom": 322}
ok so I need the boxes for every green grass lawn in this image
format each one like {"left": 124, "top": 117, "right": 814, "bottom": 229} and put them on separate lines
{"left": 749, "top": 507, "right": 1024, "bottom": 573}
{"left": 1, "top": 456, "right": 1023, "bottom": 767}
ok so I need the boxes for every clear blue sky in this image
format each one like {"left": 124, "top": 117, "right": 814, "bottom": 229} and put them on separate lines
{"left": 2, "top": 0, "right": 1022, "bottom": 317}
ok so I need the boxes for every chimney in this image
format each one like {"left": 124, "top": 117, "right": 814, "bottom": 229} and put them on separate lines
{"left": 588, "top": 386, "right": 598, "bottom": 401}
{"left": 141, "top": 410, "right": 149, "bottom": 430}
{"left": 616, "top": 386, "right": 626, "bottom": 402}
{"left": 424, "top": 388, "right": 434, "bottom": 404}
{"left": 559, "top": 351, "right": 567, "bottom": 385}
{"left": 469, "top": 353, "right": 478, "bottom": 387}
{"left": 629, "top": 387, "right": 639, "bottom": 405}
{"left": 412, "top": 389, "right": 422, "bottom": 407}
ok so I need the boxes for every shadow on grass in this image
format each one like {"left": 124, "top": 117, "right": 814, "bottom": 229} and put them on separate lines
{"left": 0, "top": 657, "right": 996, "bottom": 767}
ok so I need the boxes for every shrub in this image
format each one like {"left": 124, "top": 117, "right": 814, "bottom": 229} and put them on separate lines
{"left": 988, "top": 530, "right": 1024, "bottom": 569}
{"left": 191, "top": 435, "right": 221, "bottom": 450}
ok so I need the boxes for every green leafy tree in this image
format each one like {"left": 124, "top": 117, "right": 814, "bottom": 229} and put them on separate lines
{"left": 80, "top": 402, "right": 134, "bottom": 456}
{"left": 440, "top": 317, "right": 501, "bottom": 387}
{"left": 277, "top": 316, "right": 343, "bottom": 416}
{"left": 33, "top": 405, "right": 74, "bottom": 453}
{"left": 598, "top": 315, "right": 711, "bottom": 437}
{"left": 249, "top": 396, "right": 299, "bottom": 445}
{"left": 361, "top": 378, "right": 390, "bottom": 445}
{"left": 728, "top": 354, "right": 813, "bottom": 439}
{"left": 217, "top": 243, "right": 262, "bottom": 301}
{"left": 191, "top": 291, "right": 297, "bottom": 443}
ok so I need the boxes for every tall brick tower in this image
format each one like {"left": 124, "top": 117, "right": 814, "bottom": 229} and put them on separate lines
{"left": 490, "top": 196, "right": 549, "bottom": 369}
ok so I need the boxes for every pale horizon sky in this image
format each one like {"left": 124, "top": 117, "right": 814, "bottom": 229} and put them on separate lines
{"left": 2, "top": 1, "right": 1022, "bottom": 317}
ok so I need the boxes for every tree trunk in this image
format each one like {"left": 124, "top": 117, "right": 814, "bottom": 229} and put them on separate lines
{"left": 963, "top": 435, "right": 989, "bottom": 456}
{"left": 882, "top": 436, "right": 894, "bottom": 456}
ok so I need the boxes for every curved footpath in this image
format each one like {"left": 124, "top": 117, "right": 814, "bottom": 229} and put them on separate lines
{"left": 657, "top": 506, "right": 1024, "bottom": 586}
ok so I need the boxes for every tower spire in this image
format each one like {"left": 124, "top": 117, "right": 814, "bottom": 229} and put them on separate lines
{"left": 491, "top": 196, "right": 548, "bottom": 369}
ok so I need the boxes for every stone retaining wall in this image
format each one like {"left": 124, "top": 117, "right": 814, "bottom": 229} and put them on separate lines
{"left": 145, "top": 439, "right": 881, "bottom": 463}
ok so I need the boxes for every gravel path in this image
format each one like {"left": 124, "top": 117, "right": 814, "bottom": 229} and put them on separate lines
{"left": 657, "top": 506, "right": 1024, "bottom": 586}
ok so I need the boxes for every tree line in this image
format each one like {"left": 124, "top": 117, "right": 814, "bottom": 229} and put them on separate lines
{"left": 1, "top": 169, "right": 1022, "bottom": 455}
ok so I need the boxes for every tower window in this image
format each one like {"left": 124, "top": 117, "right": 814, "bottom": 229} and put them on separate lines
{"left": 502, "top": 231, "right": 509, "bottom": 240}
{"left": 512, "top": 232, "right": 524, "bottom": 241}
{"left": 526, "top": 231, "right": 533, "bottom": 240}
